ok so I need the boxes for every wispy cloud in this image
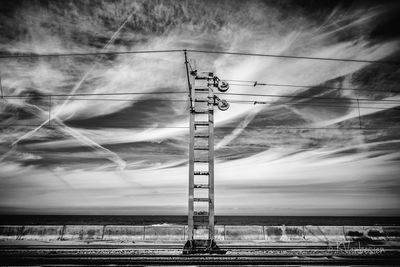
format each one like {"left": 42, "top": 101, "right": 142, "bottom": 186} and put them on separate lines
{"left": 0, "top": 0, "right": 399, "bottom": 215}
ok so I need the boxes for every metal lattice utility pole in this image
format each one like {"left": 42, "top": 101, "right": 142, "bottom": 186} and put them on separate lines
{"left": 183, "top": 52, "right": 230, "bottom": 254}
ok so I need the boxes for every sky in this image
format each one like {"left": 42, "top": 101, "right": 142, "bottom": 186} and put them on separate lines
{"left": 0, "top": 0, "right": 400, "bottom": 216}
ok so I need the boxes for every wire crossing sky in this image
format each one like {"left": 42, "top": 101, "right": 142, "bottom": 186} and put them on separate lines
{"left": 1, "top": 48, "right": 400, "bottom": 65}
{"left": 0, "top": 0, "right": 399, "bottom": 216}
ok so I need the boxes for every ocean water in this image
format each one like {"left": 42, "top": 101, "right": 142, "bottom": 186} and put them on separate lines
{"left": 0, "top": 215, "right": 399, "bottom": 226}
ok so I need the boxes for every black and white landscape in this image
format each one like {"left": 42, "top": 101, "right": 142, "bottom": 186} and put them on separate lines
{"left": 0, "top": 0, "right": 399, "bottom": 217}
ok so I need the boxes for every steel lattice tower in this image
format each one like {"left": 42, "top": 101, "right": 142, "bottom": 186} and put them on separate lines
{"left": 183, "top": 59, "right": 229, "bottom": 253}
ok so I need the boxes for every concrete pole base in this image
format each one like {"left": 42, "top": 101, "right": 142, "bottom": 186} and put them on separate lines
{"left": 182, "top": 239, "right": 226, "bottom": 254}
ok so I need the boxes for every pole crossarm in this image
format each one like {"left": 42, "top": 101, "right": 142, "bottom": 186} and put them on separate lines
{"left": 183, "top": 50, "right": 194, "bottom": 111}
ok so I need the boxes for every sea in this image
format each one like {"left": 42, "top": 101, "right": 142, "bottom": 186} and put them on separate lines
{"left": 0, "top": 215, "right": 399, "bottom": 226}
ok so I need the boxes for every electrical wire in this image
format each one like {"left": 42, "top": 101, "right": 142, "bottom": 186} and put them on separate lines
{"left": 227, "top": 81, "right": 398, "bottom": 94}
{"left": 0, "top": 124, "right": 189, "bottom": 128}
{"left": 35, "top": 98, "right": 189, "bottom": 102}
{"left": 1, "top": 124, "right": 399, "bottom": 130}
{"left": 187, "top": 49, "right": 400, "bottom": 65}
{"left": 3, "top": 91, "right": 400, "bottom": 104}
{"left": 0, "top": 49, "right": 183, "bottom": 59}
{"left": 2, "top": 96, "right": 399, "bottom": 111}
{"left": 1, "top": 91, "right": 186, "bottom": 97}
{"left": 216, "top": 92, "right": 400, "bottom": 103}
{"left": 2, "top": 96, "right": 398, "bottom": 110}
{"left": 228, "top": 100, "right": 399, "bottom": 110}
{"left": 0, "top": 49, "right": 399, "bottom": 65}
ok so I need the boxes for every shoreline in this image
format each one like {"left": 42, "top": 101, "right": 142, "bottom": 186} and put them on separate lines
{"left": 1, "top": 215, "right": 400, "bottom": 226}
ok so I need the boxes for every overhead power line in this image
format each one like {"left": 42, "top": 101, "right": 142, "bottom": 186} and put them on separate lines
{"left": 217, "top": 92, "right": 400, "bottom": 103}
{"left": 0, "top": 124, "right": 189, "bottom": 128}
{"left": 3, "top": 93, "right": 400, "bottom": 111}
{"left": 187, "top": 49, "right": 400, "bottom": 65}
{"left": 1, "top": 124, "right": 399, "bottom": 131}
{"left": 0, "top": 49, "right": 183, "bottom": 59}
{"left": 229, "top": 100, "right": 399, "bottom": 111}
{"left": 3, "top": 91, "right": 400, "bottom": 104}
{"left": 227, "top": 81, "right": 398, "bottom": 93}
{"left": 2, "top": 96, "right": 397, "bottom": 112}
{"left": 2, "top": 91, "right": 186, "bottom": 97}
{"left": 2, "top": 96, "right": 394, "bottom": 110}
{"left": 40, "top": 98, "right": 188, "bottom": 102}
{"left": 0, "top": 49, "right": 399, "bottom": 65}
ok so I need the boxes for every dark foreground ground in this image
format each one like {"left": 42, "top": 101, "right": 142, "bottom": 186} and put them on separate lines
{"left": 1, "top": 244, "right": 400, "bottom": 266}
